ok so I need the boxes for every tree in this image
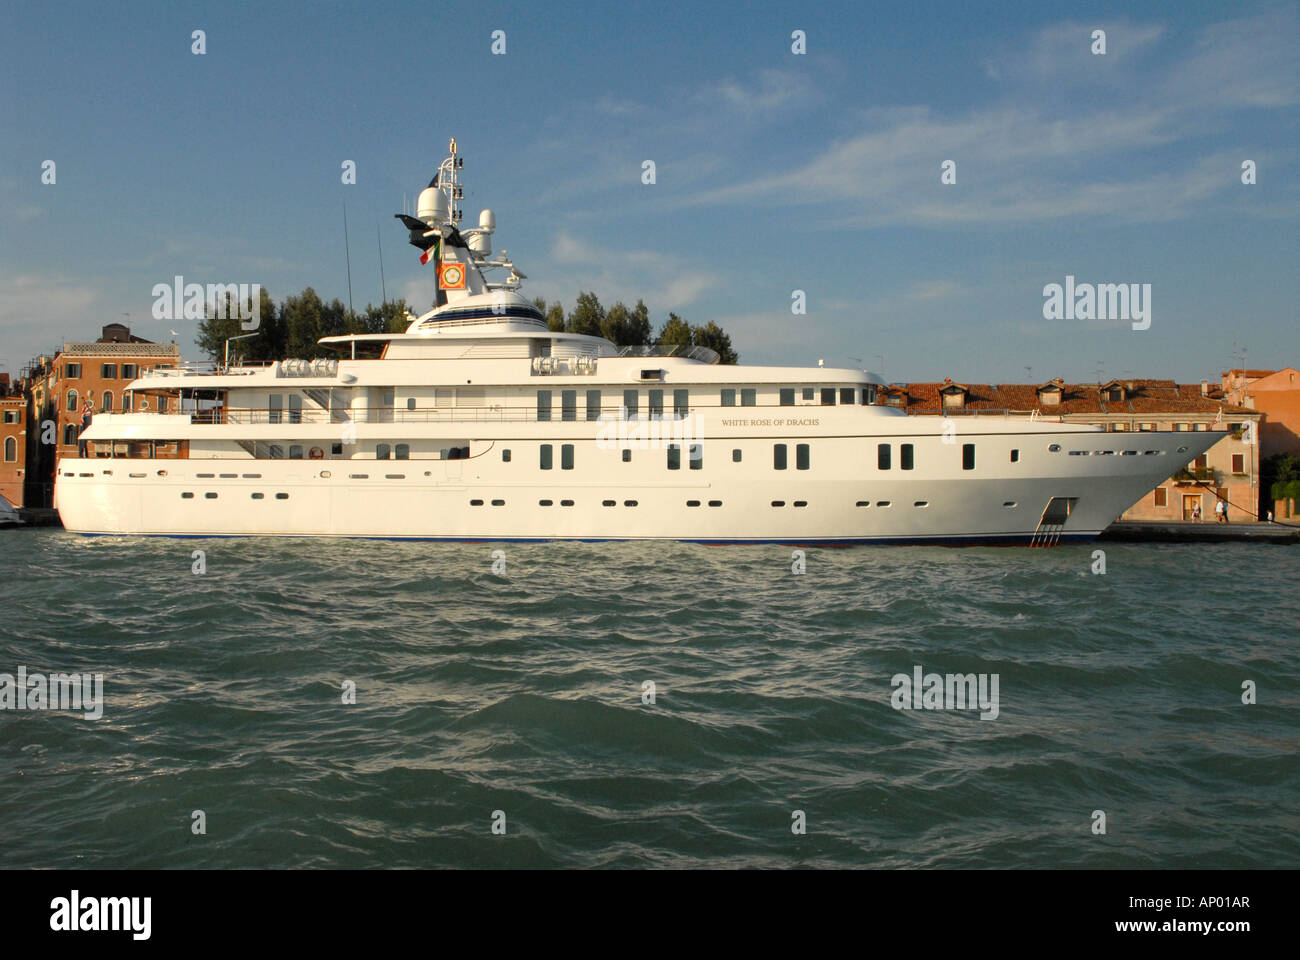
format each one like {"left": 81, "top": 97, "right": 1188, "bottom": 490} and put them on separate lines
{"left": 282, "top": 287, "right": 327, "bottom": 358}
{"left": 546, "top": 302, "right": 565, "bottom": 332}
{"left": 691, "top": 320, "right": 738, "bottom": 364}
{"left": 658, "top": 312, "right": 693, "bottom": 350}
{"left": 568, "top": 291, "right": 605, "bottom": 337}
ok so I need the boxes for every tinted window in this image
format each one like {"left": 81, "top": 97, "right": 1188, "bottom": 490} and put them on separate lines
{"left": 721, "top": 388, "right": 736, "bottom": 407}
{"left": 779, "top": 388, "right": 795, "bottom": 406}
{"left": 796, "top": 444, "right": 809, "bottom": 470}
{"left": 774, "top": 444, "right": 787, "bottom": 470}
{"left": 878, "top": 444, "right": 891, "bottom": 470}
{"left": 901, "top": 444, "right": 914, "bottom": 470}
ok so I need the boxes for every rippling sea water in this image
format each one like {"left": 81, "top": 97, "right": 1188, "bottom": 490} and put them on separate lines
{"left": 1, "top": 528, "right": 1296, "bottom": 869}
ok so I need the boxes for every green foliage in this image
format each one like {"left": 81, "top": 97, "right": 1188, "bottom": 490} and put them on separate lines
{"left": 691, "top": 320, "right": 738, "bottom": 364}
{"left": 193, "top": 284, "right": 738, "bottom": 364}
{"left": 658, "top": 312, "right": 693, "bottom": 349}
{"left": 567, "top": 291, "right": 605, "bottom": 337}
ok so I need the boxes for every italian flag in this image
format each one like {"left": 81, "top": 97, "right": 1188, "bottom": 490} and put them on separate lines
{"left": 419, "top": 238, "right": 441, "bottom": 265}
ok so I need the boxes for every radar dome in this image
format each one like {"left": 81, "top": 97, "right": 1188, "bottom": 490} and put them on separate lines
{"left": 417, "top": 187, "right": 448, "bottom": 223}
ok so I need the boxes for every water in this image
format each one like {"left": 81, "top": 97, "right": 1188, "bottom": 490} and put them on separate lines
{"left": 1, "top": 529, "right": 1297, "bottom": 868}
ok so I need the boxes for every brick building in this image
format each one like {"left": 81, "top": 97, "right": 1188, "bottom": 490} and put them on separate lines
{"left": 0, "top": 374, "right": 26, "bottom": 508}
{"left": 19, "top": 327, "right": 181, "bottom": 508}
{"left": 888, "top": 378, "right": 1263, "bottom": 523}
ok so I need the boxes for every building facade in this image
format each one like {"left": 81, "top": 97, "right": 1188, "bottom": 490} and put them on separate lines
{"left": 890, "top": 378, "right": 1263, "bottom": 523}
{"left": 1221, "top": 367, "right": 1300, "bottom": 459}
{"left": 19, "top": 327, "right": 181, "bottom": 508}
{"left": 0, "top": 375, "right": 26, "bottom": 508}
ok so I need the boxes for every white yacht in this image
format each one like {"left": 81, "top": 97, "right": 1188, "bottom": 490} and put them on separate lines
{"left": 56, "top": 141, "right": 1219, "bottom": 544}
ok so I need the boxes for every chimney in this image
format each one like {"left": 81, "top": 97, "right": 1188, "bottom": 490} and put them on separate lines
{"left": 1201, "top": 379, "right": 1209, "bottom": 396}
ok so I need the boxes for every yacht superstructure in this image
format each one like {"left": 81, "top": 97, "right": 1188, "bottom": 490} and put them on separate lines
{"left": 55, "top": 141, "right": 1220, "bottom": 543}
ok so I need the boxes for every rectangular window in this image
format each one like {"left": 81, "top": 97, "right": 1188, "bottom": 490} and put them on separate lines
{"left": 586, "top": 390, "right": 601, "bottom": 421}
{"left": 622, "top": 449, "right": 631, "bottom": 462}
{"left": 1232, "top": 454, "right": 1244, "bottom": 473}
{"left": 721, "top": 388, "right": 736, "bottom": 407}
{"left": 289, "top": 444, "right": 304, "bottom": 459}
{"left": 962, "top": 443, "right": 976, "bottom": 470}
{"left": 732, "top": 448, "right": 742, "bottom": 462}
{"left": 268, "top": 394, "right": 282, "bottom": 425}
{"left": 561, "top": 444, "right": 574, "bottom": 470}
{"left": 648, "top": 389, "right": 664, "bottom": 419}
{"left": 1154, "top": 487, "right": 1167, "bottom": 507}
{"left": 121, "top": 363, "right": 137, "bottom": 379}
{"left": 158, "top": 396, "right": 168, "bottom": 413}
{"left": 288, "top": 394, "right": 302, "bottom": 424}
{"left": 667, "top": 444, "right": 680, "bottom": 470}
{"left": 802, "top": 387, "right": 815, "bottom": 401}
{"left": 100, "top": 363, "right": 117, "bottom": 379}
{"left": 673, "top": 389, "right": 689, "bottom": 417}
{"left": 1195, "top": 454, "right": 1207, "bottom": 469}
{"left": 537, "top": 390, "right": 552, "bottom": 422}
{"left": 862, "top": 387, "right": 874, "bottom": 405}
{"left": 901, "top": 443, "right": 914, "bottom": 470}
{"left": 623, "top": 389, "right": 638, "bottom": 418}
{"left": 878, "top": 444, "right": 890, "bottom": 470}
{"left": 840, "top": 387, "right": 855, "bottom": 405}
{"left": 796, "top": 444, "right": 809, "bottom": 470}
{"left": 540, "top": 444, "right": 553, "bottom": 470}
{"left": 1010, "top": 448, "right": 1019, "bottom": 463}
{"left": 561, "top": 390, "right": 577, "bottom": 422}
{"left": 689, "top": 443, "right": 702, "bottom": 470}
{"left": 741, "top": 388, "right": 757, "bottom": 407}
{"left": 377, "top": 443, "right": 391, "bottom": 459}
{"left": 502, "top": 449, "right": 511, "bottom": 462}
{"left": 774, "top": 444, "right": 787, "bottom": 470}
{"left": 821, "top": 388, "right": 836, "bottom": 406}
{"left": 779, "top": 388, "right": 795, "bottom": 406}
{"left": 65, "top": 363, "right": 81, "bottom": 379}
{"left": 395, "top": 444, "right": 409, "bottom": 460}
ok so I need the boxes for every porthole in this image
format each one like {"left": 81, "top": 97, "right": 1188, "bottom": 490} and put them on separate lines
{"left": 470, "top": 499, "right": 484, "bottom": 506}
{"left": 687, "top": 500, "right": 701, "bottom": 507}
{"left": 603, "top": 499, "right": 616, "bottom": 507}
{"left": 771, "top": 500, "right": 785, "bottom": 507}
{"left": 204, "top": 492, "right": 217, "bottom": 499}
{"left": 913, "top": 501, "right": 928, "bottom": 507}
{"left": 350, "top": 474, "right": 369, "bottom": 479}
{"left": 856, "top": 501, "right": 870, "bottom": 507}
{"left": 251, "top": 492, "right": 264, "bottom": 500}
{"left": 243, "top": 473, "right": 262, "bottom": 479}
{"left": 1003, "top": 501, "right": 1017, "bottom": 508}
{"left": 877, "top": 500, "right": 891, "bottom": 507}
{"left": 708, "top": 500, "right": 722, "bottom": 507}
{"left": 157, "top": 469, "right": 167, "bottom": 476}
{"left": 539, "top": 499, "right": 553, "bottom": 506}
{"left": 561, "top": 499, "right": 574, "bottom": 506}
{"left": 275, "top": 493, "right": 289, "bottom": 500}
{"left": 220, "top": 473, "right": 237, "bottom": 478}
{"left": 181, "top": 492, "right": 194, "bottom": 499}
{"left": 491, "top": 499, "right": 505, "bottom": 506}
{"left": 386, "top": 474, "right": 404, "bottom": 479}
{"left": 320, "top": 470, "right": 332, "bottom": 478}
{"left": 793, "top": 501, "right": 807, "bottom": 507}
{"left": 1047, "top": 444, "right": 1061, "bottom": 452}
{"left": 623, "top": 500, "right": 638, "bottom": 507}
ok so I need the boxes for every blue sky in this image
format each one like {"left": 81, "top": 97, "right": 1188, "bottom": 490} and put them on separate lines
{"left": 1, "top": 0, "right": 1296, "bottom": 384}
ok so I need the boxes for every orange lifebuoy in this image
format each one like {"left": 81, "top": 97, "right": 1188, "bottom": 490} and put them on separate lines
{"left": 309, "top": 447, "right": 324, "bottom": 460}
